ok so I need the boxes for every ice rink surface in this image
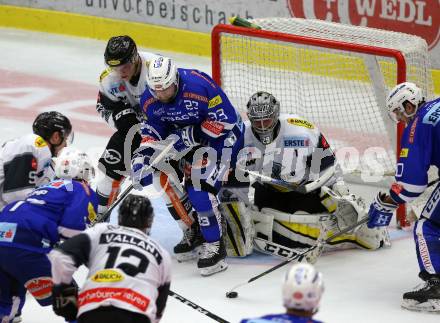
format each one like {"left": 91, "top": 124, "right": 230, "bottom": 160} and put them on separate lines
{"left": 1, "top": 28, "right": 438, "bottom": 323}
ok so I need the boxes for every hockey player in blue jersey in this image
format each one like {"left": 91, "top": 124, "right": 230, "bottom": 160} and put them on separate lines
{"left": 131, "top": 56, "right": 243, "bottom": 276}
{"left": 241, "top": 263, "right": 325, "bottom": 323}
{"left": 367, "top": 82, "right": 440, "bottom": 312}
{"left": 0, "top": 148, "right": 97, "bottom": 322}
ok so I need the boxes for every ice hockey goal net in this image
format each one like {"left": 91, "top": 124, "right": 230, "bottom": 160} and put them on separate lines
{"left": 211, "top": 18, "right": 434, "bottom": 227}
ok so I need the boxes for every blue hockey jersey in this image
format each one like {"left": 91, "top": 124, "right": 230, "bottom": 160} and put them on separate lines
{"left": 0, "top": 179, "right": 98, "bottom": 253}
{"left": 139, "top": 68, "right": 243, "bottom": 156}
{"left": 390, "top": 97, "right": 440, "bottom": 211}
{"left": 241, "top": 313, "right": 323, "bottom": 323}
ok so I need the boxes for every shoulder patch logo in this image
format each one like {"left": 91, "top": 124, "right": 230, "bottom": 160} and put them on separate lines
{"left": 399, "top": 148, "right": 409, "bottom": 158}
{"left": 99, "top": 68, "right": 111, "bottom": 82}
{"left": 34, "top": 136, "right": 47, "bottom": 148}
{"left": 208, "top": 95, "right": 223, "bottom": 108}
{"left": 286, "top": 118, "right": 314, "bottom": 129}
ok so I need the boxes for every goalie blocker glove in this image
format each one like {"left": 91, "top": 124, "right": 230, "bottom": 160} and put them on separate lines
{"left": 367, "top": 192, "right": 398, "bottom": 228}
{"left": 52, "top": 282, "right": 79, "bottom": 321}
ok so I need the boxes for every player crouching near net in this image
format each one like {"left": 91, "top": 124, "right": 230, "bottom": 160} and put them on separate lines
{"left": 49, "top": 194, "right": 171, "bottom": 323}
{"left": 240, "top": 263, "right": 325, "bottom": 323}
{"left": 367, "top": 82, "right": 440, "bottom": 312}
{"left": 222, "top": 91, "right": 390, "bottom": 263}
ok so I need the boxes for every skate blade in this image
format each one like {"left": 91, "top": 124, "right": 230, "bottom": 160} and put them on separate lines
{"left": 199, "top": 260, "right": 228, "bottom": 277}
{"left": 401, "top": 299, "right": 440, "bottom": 312}
{"left": 175, "top": 251, "right": 198, "bottom": 262}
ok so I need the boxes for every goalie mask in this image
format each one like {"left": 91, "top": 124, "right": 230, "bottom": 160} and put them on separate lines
{"left": 247, "top": 91, "right": 280, "bottom": 145}
{"left": 118, "top": 194, "right": 154, "bottom": 233}
{"left": 282, "top": 263, "right": 324, "bottom": 313}
{"left": 54, "top": 147, "right": 95, "bottom": 183}
{"left": 386, "top": 82, "right": 425, "bottom": 123}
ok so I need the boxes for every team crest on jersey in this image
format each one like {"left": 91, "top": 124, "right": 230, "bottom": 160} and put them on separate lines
{"left": 208, "top": 95, "right": 222, "bottom": 108}
{"left": 34, "top": 136, "right": 47, "bottom": 148}
{"left": 92, "top": 269, "right": 124, "bottom": 282}
{"left": 287, "top": 118, "right": 314, "bottom": 129}
{"left": 0, "top": 222, "right": 17, "bottom": 242}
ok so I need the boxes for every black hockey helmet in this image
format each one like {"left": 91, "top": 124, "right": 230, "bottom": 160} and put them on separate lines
{"left": 32, "top": 111, "right": 72, "bottom": 142}
{"left": 104, "top": 35, "right": 138, "bottom": 67}
{"left": 118, "top": 194, "right": 154, "bottom": 231}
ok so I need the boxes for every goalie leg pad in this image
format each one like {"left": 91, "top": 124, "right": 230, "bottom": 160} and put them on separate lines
{"left": 249, "top": 206, "right": 274, "bottom": 242}
{"left": 221, "top": 200, "right": 254, "bottom": 257}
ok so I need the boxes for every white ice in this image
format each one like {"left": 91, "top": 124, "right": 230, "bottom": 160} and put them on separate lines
{"left": 0, "top": 28, "right": 438, "bottom": 323}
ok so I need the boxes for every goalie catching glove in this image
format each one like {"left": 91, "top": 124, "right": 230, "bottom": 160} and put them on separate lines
{"left": 52, "top": 282, "right": 78, "bottom": 321}
{"left": 367, "top": 192, "right": 398, "bottom": 228}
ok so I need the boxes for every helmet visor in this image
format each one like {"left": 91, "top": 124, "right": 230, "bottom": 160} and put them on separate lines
{"left": 251, "top": 117, "right": 276, "bottom": 132}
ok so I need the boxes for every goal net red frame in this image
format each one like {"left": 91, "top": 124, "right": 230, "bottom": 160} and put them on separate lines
{"left": 211, "top": 18, "right": 434, "bottom": 228}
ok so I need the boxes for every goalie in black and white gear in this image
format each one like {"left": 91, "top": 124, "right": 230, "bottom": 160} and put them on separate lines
{"left": 49, "top": 194, "right": 171, "bottom": 323}
{"left": 226, "top": 91, "right": 390, "bottom": 262}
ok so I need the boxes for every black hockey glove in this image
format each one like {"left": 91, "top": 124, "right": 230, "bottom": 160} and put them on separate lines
{"left": 52, "top": 283, "right": 79, "bottom": 321}
{"left": 112, "top": 104, "right": 140, "bottom": 134}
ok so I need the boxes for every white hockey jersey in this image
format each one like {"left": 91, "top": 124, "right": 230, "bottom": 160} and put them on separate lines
{"left": 0, "top": 134, "right": 54, "bottom": 210}
{"left": 97, "top": 51, "right": 160, "bottom": 129}
{"left": 239, "top": 114, "right": 338, "bottom": 191}
{"left": 50, "top": 223, "right": 171, "bottom": 322}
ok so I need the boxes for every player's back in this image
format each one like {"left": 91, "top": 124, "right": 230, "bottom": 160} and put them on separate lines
{"left": 78, "top": 223, "right": 171, "bottom": 320}
{"left": 241, "top": 313, "right": 323, "bottom": 323}
{"left": 0, "top": 179, "right": 97, "bottom": 252}
{"left": 0, "top": 133, "right": 53, "bottom": 209}
{"left": 416, "top": 97, "right": 440, "bottom": 168}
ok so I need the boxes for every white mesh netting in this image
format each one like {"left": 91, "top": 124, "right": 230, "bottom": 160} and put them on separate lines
{"left": 216, "top": 18, "right": 434, "bottom": 180}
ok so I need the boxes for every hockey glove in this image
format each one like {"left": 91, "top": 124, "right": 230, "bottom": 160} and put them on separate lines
{"left": 131, "top": 152, "right": 154, "bottom": 190}
{"left": 112, "top": 105, "right": 139, "bottom": 134}
{"left": 169, "top": 126, "right": 199, "bottom": 152}
{"left": 332, "top": 181, "right": 350, "bottom": 196}
{"left": 52, "top": 283, "right": 78, "bottom": 321}
{"left": 367, "top": 192, "right": 398, "bottom": 228}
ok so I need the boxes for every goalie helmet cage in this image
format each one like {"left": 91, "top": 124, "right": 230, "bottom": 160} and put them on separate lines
{"left": 211, "top": 18, "right": 434, "bottom": 228}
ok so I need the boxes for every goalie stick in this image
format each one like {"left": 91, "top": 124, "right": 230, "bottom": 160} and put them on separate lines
{"left": 238, "top": 165, "right": 335, "bottom": 194}
{"left": 169, "top": 290, "right": 230, "bottom": 323}
{"left": 92, "top": 140, "right": 175, "bottom": 225}
{"left": 226, "top": 216, "right": 369, "bottom": 295}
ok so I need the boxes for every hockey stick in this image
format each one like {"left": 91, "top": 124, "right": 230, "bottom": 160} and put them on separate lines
{"left": 169, "top": 290, "right": 230, "bottom": 323}
{"left": 226, "top": 216, "right": 369, "bottom": 295}
{"left": 92, "top": 140, "right": 175, "bottom": 225}
{"left": 237, "top": 165, "right": 334, "bottom": 194}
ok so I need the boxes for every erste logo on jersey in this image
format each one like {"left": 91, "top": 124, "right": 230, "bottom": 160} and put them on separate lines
{"left": 287, "top": 118, "right": 314, "bottom": 129}
{"left": 422, "top": 102, "right": 440, "bottom": 126}
{"left": 0, "top": 222, "right": 17, "bottom": 242}
{"left": 284, "top": 136, "right": 310, "bottom": 147}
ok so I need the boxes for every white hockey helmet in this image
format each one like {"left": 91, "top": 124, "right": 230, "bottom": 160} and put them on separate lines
{"left": 386, "top": 82, "right": 424, "bottom": 122}
{"left": 146, "top": 56, "right": 178, "bottom": 92}
{"left": 54, "top": 147, "right": 95, "bottom": 183}
{"left": 282, "top": 263, "right": 324, "bottom": 312}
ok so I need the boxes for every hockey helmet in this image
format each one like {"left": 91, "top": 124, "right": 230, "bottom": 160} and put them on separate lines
{"left": 282, "top": 263, "right": 324, "bottom": 312}
{"left": 146, "top": 56, "right": 178, "bottom": 92}
{"left": 33, "top": 111, "right": 73, "bottom": 144}
{"left": 118, "top": 194, "right": 154, "bottom": 232}
{"left": 54, "top": 147, "right": 95, "bottom": 183}
{"left": 104, "top": 35, "right": 138, "bottom": 67}
{"left": 247, "top": 91, "right": 280, "bottom": 144}
{"left": 386, "top": 82, "right": 424, "bottom": 122}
